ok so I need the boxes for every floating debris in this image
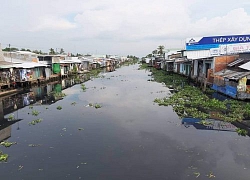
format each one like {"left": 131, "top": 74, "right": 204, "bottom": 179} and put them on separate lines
{"left": 57, "top": 106, "right": 62, "bottom": 110}
{"left": 18, "top": 165, "right": 23, "bottom": 170}
{"left": 193, "top": 172, "right": 200, "bottom": 178}
{"left": 29, "top": 119, "right": 43, "bottom": 125}
{"left": 206, "top": 172, "right": 215, "bottom": 178}
{"left": 28, "top": 144, "right": 41, "bottom": 147}
{"left": 71, "top": 102, "right": 77, "bottom": 106}
{"left": 78, "top": 128, "right": 84, "bottom": 131}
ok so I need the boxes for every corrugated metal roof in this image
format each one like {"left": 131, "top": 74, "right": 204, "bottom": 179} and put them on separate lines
{"left": 13, "top": 62, "right": 48, "bottom": 68}
{"left": 214, "top": 69, "right": 250, "bottom": 80}
{"left": 227, "top": 58, "right": 245, "bottom": 67}
{"left": 0, "top": 61, "right": 14, "bottom": 65}
{"left": 239, "top": 61, "right": 250, "bottom": 70}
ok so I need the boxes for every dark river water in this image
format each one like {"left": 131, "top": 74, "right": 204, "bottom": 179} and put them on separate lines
{"left": 1, "top": 64, "right": 250, "bottom": 180}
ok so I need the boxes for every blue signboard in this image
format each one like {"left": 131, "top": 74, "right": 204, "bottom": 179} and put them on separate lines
{"left": 186, "top": 34, "right": 250, "bottom": 51}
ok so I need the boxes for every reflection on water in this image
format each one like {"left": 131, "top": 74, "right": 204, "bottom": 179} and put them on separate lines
{"left": 1, "top": 66, "right": 116, "bottom": 116}
{"left": 0, "top": 66, "right": 116, "bottom": 143}
{"left": 182, "top": 117, "right": 237, "bottom": 132}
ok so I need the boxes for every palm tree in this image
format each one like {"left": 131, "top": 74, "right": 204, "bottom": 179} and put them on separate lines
{"left": 157, "top": 45, "right": 165, "bottom": 57}
{"left": 49, "top": 48, "right": 55, "bottom": 55}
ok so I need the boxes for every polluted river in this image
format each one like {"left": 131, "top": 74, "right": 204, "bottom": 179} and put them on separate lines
{"left": 1, "top": 63, "right": 250, "bottom": 180}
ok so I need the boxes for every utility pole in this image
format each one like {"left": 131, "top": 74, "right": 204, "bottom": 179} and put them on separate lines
{"left": 9, "top": 44, "right": 12, "bottom": 63}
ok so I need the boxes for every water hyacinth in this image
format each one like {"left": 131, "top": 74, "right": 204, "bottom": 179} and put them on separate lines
{"left": 0, "top": 152, "right": 8, "bottom": 162}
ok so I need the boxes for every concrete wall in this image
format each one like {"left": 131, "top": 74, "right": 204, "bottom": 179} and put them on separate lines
{"left": 214, "top": 55, "right": 238, "bottom": 73}
{"left": 0, "top": 44, "right": 4, "bottom": 61}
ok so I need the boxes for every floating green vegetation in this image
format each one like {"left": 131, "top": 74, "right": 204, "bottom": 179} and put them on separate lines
{"left": 81, "top": 84, "right": 87, "bottom": 91}
{"left": 49, "top": 91, "right": 67, "bottom": 99}
{"left": 29, "top": 118, "right": 42, "bottom": 125}
{"left": 140, "top": 67, "right": 189, "bottom": 90}
{"left": 0, "top": 152, "right": 8, "bottom": 162}
{"left": 57, "top": 106, "right": 62, "bottom": 110}
{"left": 88, "top": 69, "right": 102, "bottom": 78}
{"left": 71, "top": 102, "right": 76, "bottom": 105}
{"left": 0, "top": 141, "right": 16, "bottom": 148}
{"left": 154, "top": 85, "right": 250, "bottom": 122}
{"left": 29, "top": 105, "right": 33, "bottom": 109}
{"left": 236, "top": 128, "right": 248, "bottom": 136}
{"left": 94, "top": 104, "right": 102, "bottom": 109}
{"left": 31, "top": 110, "right": 40, "bottom": 116}
{"left": 139, "top": 63, "right": 151, "bottom": 70}
{"left": 8, "top": 114, "right": 15, "bottom": 121}
{"left": 88, "top": 103, "right": 102, "bottom": 109}
{"left": 197, "top": 120, "right": 213, "bottom": 126}
{"left": 75, "top": 76, "right": 81, "bottom": 82}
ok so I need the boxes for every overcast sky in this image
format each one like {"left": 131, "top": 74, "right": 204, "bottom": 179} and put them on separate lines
{"left": 1, "top": 0, "right": 250, "bottom": 57}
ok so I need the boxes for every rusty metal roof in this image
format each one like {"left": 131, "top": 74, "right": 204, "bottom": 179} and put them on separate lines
{"left": 214, "top": 69, "right": 250, "bottom": 80}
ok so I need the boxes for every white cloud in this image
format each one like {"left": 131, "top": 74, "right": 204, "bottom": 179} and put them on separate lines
{"left": 30, "top": 16, "right": 76, "bottom": 31}
{"left": 0, "top": 0, "right": 250, "bottom": 56}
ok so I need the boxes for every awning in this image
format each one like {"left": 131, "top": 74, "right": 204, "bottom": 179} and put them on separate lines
{"left": 239, "top": 61, "right": 250, "bottom": 70}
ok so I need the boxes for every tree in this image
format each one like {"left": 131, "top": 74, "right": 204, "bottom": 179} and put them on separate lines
{"left": 49, "top": 48, "right": 56, "bottom": 55}
{"left": 157, "top": 45, "right": 165, "bottom": 56}
{"left": 2, "top": 47, "right": 19, "bottom": 51}
{"left": 59, "top": 48, "right": 64, "bottom": 54}
{"left": 152, "top": 50, "right": 158, "bottom": 57}
{"left": 33, "top": 50, "right": 41, "bottom": 54}
{"left": 146, "top": 54, "right": 153, "bottom": 57}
